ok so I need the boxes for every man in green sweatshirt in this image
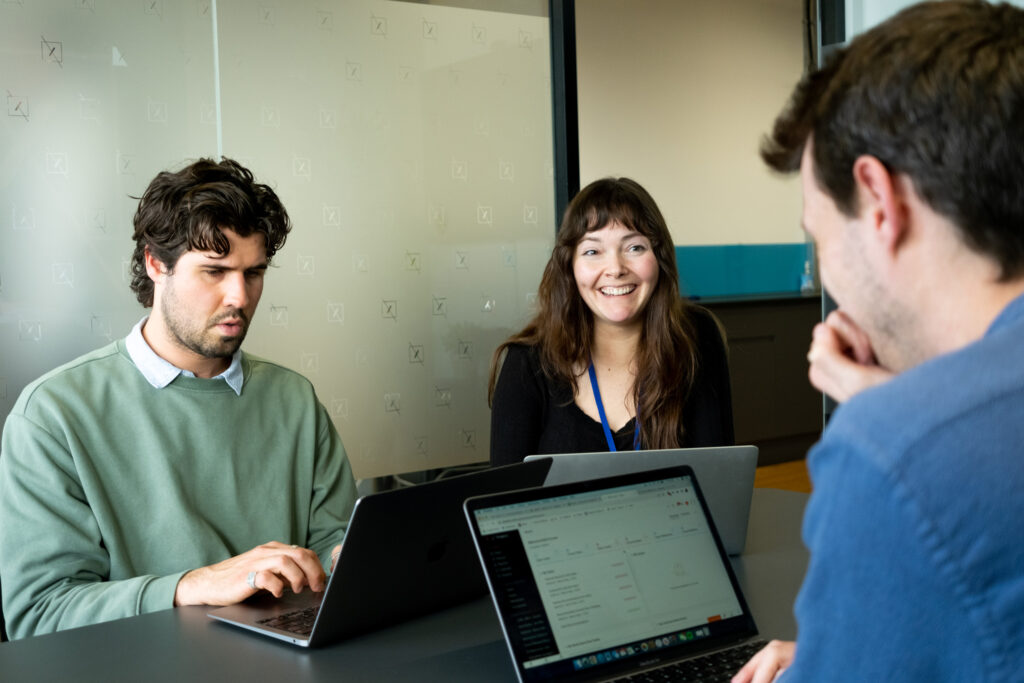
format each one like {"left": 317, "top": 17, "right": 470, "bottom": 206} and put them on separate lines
{"left": 0, "top": 158, "right": 358, "bottom": 640}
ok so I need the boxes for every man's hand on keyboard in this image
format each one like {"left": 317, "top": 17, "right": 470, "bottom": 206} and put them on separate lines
{"left": 731, "top": 640, "right": 795, "bottom": 683}
{"left": 173, "top": 541, "right": 327, "bottom": 607}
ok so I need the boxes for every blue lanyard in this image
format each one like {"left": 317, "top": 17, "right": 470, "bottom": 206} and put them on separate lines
{"left": 587, "top": 361, "right": 641, "bottom": 452}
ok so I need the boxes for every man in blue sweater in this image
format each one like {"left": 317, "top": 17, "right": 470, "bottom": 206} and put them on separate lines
{"left": 734, "top": 2, "right": 1024, "bottom": 681}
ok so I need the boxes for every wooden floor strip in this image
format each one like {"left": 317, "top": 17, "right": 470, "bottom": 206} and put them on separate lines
{"left": 754, "top": 459, "right": 811, "bottom": 493}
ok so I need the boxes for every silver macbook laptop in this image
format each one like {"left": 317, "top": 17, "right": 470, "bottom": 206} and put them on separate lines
{"left": 207, "top": 458, "right": 552, "bottom": 646}
{"left": 464, "top": 465, "right": 766, "bottom": 682}
{"left": 525, "top": 446, "right": 757, "bottom": 555}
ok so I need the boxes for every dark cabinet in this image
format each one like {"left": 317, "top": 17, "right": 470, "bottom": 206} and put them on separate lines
{"left": 705, "top": 296, "right": 823, "bottom": 466}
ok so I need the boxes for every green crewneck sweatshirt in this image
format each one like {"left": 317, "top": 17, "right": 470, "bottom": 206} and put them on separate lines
{"left": 0, "top": 340, "right": 356, "bottom": 640}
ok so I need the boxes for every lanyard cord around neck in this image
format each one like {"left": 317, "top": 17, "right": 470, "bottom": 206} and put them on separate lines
{"left": 587, "top": 361, "right": 641, "bottom": 452}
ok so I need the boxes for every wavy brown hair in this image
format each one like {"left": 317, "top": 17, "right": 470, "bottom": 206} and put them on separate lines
{"left": 762, "top": 0, "right": 1024, "bottom": 280}
{"left": 488, "top": 177, "right": 699, "bottom": 449}
{"left": 129, "top": 157, "right": 291, "bottom": 307}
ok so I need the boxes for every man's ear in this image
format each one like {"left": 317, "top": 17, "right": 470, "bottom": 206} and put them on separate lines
{"left": 143, "top": 247, "right": 168, "bottom": 284}
{"left": 851, "top": 155, "right": 909, "bottom": 255}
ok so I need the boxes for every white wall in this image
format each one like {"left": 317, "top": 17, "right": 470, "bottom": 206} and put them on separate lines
{"left": 847, "top": 1, "right": 1024, "bottom": 50}
{"left": 846, "top": 0, "right": 923, "bottom": 36}
{"left": 575, "top": 0, "right": 806, "bottom": 246}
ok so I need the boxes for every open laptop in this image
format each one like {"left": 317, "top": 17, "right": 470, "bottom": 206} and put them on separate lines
{"left": 208, "top": 458, "right": 552, "bottom": 647}
{"left": 525, "top": 446, "right": 758, "bottom": 555}
{"left": 464, "top": 465, "right": 767, "bottom": 682}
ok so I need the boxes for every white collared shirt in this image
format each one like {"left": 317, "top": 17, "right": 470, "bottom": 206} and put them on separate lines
{"left": 124, "top": 316, "right": 244, "bottom": 395}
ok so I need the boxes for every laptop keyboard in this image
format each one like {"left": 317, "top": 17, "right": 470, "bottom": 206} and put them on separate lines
{"left": 256, "top": 606, "right": 319, "bottom": 636}
{"left": 613, "top": 639, "right": 767, "bottom": 682}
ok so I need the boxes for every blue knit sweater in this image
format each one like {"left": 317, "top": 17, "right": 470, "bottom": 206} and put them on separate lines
{"left": 783, "top": 293, "right": 1024, "bottom": 681}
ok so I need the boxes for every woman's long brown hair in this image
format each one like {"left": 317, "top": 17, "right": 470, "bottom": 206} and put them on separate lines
{"left": 488, "top": 177, "right": 699, "bottom": 449}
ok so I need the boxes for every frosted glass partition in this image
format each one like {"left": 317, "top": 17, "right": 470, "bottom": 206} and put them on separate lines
{"left": 0, "top": 0, "right": 556, "bottom": 479}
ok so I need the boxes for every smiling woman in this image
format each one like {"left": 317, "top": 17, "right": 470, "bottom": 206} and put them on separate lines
{"left": 572, "top": 221, "right": 660, "bottom": 332}
{"left": 487, "top": 178, "right": 736, "bottom": 466}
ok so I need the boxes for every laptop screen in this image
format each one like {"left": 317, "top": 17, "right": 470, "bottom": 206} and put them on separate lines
{"left": 466, "top": 467, "right": 757, "bottom": 682}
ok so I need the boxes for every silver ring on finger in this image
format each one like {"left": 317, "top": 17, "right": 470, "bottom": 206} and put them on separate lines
{"left": 247, "top": 570, "right": 258, "bottom": 590}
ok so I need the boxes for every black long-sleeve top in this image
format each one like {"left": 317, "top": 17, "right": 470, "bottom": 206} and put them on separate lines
{"left": 489, "top": 307, "right": 735, "bottom": 467}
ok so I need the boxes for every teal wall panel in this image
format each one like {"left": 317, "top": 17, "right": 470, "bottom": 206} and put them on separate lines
{"left": 676, "top": 243, "right": 815, "bottom": 299}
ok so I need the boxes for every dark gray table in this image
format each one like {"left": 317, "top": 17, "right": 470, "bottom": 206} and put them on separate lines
{"left": 0, "top": 489, "right": 809, "bottom": 682}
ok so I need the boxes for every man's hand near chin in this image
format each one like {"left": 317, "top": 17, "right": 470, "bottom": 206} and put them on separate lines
{"left": 174, "top": 541, "right": 327, "bottom": 607}
{"left": 807, "top": 310, "right": 895, "bottom": 403}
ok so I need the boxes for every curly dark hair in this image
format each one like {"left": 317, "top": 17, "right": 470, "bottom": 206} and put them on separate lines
{"left": 762, "top": 0, "right": 1024, "bottom": 280}
{"left": 488, "top": 177, "right": 700, "bottom": 450}
{"left": 129, "top": 157, "right": 291, "bottom": 307}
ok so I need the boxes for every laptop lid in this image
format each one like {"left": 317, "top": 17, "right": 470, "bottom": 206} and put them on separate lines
{"left": 209, "top": 457, "right": 553, "bottom": 646}
{"left": 525, "top": 446, "right": 758, "bottom": 555}
{"left": 464, "top": 465, "right": 759, "bottom": 682}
